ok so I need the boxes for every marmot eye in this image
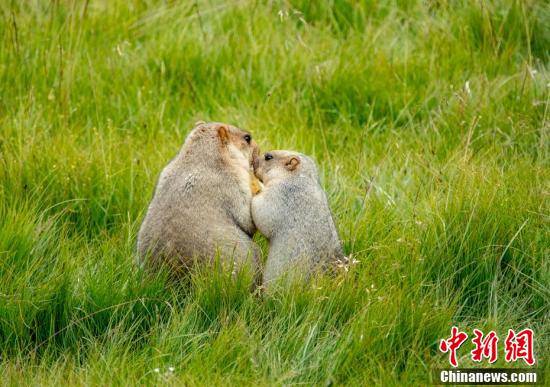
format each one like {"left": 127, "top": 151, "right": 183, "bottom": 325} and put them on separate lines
{"left": 265, "top": 153, "right": 273, "bottom": 161}
{"left": 244, "top": 134, "right": 251, "bottom": 144}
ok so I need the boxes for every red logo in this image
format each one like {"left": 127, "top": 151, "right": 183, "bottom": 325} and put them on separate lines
{"left": 439, "top": 327, "right": 535, "bottom": 367}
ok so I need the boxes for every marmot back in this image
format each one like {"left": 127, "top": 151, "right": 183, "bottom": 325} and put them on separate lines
{"left": 251, "top": 150, "right": 343, "bottom": 287}
{"left": 137, "top": 122, "right": 260, "bottom": 279}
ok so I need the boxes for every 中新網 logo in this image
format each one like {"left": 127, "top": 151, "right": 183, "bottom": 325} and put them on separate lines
{"left": 439, "top": 327, "right": 535, "bottom": 367}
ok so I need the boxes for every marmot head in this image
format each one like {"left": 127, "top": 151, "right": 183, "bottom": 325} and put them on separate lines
{"left": 253, "top": 150, "right": 319, "bottom": 185}
{"left": 186, "top": 121, "right": 259, "bottom": 170}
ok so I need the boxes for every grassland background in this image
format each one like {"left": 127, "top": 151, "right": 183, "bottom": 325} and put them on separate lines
{"left": 0, "top": 0, "right": 548, "bottom": 385}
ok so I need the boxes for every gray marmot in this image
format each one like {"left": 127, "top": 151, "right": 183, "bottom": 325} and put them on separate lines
{"left": 251, "top": 150, "right": 344, "bottom": 287}
{"left": 137, "top": 122, "right": 261, "bottom": 279}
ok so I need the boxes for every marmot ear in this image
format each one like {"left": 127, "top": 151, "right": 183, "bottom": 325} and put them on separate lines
{"left": 218, "top": 125, "right": 229, "bottom": 145}
{"left": 194, "top": 120, "right": 206, "bottom": 127}
{"left": 285, "top": 157, "right": 300, "bottom": 171}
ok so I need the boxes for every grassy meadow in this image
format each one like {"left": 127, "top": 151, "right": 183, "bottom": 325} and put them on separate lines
{"left": 0, "top": 0, "right": 548, "bottom": 385}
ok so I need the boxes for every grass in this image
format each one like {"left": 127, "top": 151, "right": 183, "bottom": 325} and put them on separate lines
{"left": 0, "top": 0, "right": 548, "bottom": 385}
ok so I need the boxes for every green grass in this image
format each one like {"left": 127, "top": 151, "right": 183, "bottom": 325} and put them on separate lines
{"left": 0, "top": 0, "right": 548, "bottom": 385}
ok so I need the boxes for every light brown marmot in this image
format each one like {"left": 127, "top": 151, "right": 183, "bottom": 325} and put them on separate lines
{"left": 137, "top": 122, "right": 261, "bottom": 280}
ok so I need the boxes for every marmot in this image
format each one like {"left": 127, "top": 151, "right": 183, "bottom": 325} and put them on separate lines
{"left": 137, "top": 121, "right": 261, "bottom": 279}
{"left": 251, "top": 150, "right": 344, "bottom": 287}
